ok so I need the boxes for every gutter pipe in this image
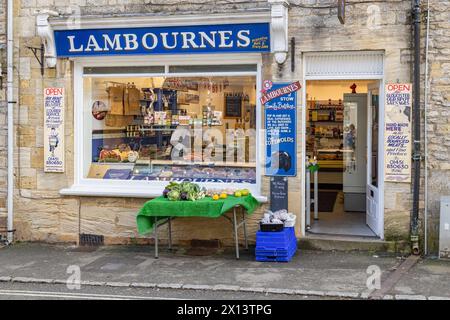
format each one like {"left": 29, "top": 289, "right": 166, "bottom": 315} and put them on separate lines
{"left": 411, "top": 0, "right": 421, "bottom": 255}
{"left": 6, "top": 0, "right": 14, "bottom": 244}
{"left": 423, "top": 0, "right": 430, "bottom": 256}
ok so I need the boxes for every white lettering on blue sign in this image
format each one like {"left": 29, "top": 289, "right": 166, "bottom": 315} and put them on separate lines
{"left": 54, "top": 23, "right": 270, "bottom": 57}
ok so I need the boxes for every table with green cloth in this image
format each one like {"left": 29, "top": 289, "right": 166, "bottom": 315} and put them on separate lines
{"left": 137, "top": 195, "right": 260, "bottom": 259}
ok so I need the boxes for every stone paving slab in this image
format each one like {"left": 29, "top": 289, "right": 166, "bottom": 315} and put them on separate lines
{"left": 0, "top": 243, "right": 448, "bottom": 299}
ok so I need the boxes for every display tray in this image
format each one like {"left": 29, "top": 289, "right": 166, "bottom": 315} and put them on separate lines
{"left": 144, "top": 159, "right": 257, "bottom": 168}
{"left": 87, "top": 162, "right": 257, "bottom": 183}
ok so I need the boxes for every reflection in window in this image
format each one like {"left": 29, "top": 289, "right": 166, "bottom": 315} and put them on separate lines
{"left": 83, "top": 75, "right": 257, "bottom": 184}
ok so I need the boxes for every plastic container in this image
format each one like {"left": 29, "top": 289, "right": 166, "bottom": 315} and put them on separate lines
{"left": 259, "top": 222, "right": 284, "bottom": 232}
{"left": 255, "top": 227, "right": 297, "bottom": 262}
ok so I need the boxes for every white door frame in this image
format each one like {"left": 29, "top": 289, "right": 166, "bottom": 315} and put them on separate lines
{"left": 366, "top": 83, "right": 384, "bottom": 237}
{"left": 301, "top": 54, "right": 385, "bottom": 239}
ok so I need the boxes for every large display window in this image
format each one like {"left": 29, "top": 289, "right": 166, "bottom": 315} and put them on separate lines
{"left": 70, "top": 59, "right": 262, "bottom": 198}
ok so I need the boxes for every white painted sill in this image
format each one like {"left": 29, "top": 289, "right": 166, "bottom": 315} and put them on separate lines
{"left": 59, "top": 185, "right": 268, "bottom": 203}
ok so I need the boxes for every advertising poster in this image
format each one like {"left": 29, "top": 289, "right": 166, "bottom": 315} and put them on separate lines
{"left": 384, "top": 83, "right": 412, "bottom": 183}
{"left": 44, "top": 88, "right": 65, "bottom": 173}
{"left": 262, "top": 81, "right": 300, "bottom": 177}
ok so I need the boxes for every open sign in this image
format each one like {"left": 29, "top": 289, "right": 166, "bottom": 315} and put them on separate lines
{"left": 44, "top": 87, "right": 64, "bottom": 96}
{"left": 387, "top": 84, "right": 411, "bottom": 92}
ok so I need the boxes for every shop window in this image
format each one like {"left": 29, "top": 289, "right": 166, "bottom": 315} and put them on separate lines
{"left": 83, "top": 72, "right": 257, "bottom": 184}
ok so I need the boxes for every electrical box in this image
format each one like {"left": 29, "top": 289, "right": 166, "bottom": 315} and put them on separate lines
{"left": 439, "top": 196, "right": 450, "bottom": 260}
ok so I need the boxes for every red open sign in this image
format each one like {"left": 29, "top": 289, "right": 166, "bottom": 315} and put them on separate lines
{"left": 45, "top": 88, "right": 64, "bottom": 96}
{"left": 387, "top": 84, "right": 411, "bottom": 92}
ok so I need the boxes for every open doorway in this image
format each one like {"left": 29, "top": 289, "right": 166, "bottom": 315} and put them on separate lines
{"left": 305, "top": 80, "right": 381, "bottom": 238}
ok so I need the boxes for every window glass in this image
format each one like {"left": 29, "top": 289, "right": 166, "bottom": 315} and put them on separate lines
{"left": 343, "top": 102, "right": 357, "bottom": 173}
{"left": 83, "top": 74, "right": 257, "bottom": 184}
{"left": 169, "top": 64, "right": 257, "bottom": 73}
{"left": 84, "top": 66, "right": 165, "bottom": 74}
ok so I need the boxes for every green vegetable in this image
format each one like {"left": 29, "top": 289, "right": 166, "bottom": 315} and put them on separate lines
{"left": 163, "top": 182, "right": 205, "bottom": 201}
{"left": 167, "top": 190, "right": 180, "bottom": 201}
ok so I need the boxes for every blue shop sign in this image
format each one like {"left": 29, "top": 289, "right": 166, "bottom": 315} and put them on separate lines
{"left": 54, "top": 23, "right": 270, "bottom": 57}
{"left": 264, "top": 82, "right": 300, "bottom": 177}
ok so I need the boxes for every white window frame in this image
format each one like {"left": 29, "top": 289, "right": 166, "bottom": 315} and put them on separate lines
{"left": 60, "top": 54, "right": 267, "bottom": 202}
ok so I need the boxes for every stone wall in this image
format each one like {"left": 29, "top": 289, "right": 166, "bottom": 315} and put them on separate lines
{"left": 423, "top": 0, "right": 450, "bottom": 253}
{"left": 9, "top": 0, "right": 425, "bottom": 246}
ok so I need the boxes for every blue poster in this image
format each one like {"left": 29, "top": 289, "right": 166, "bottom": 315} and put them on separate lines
{"left": 264, "top": 82, "right": 300, "bottom": 177}
{"left": 54, "top": 23, "right": 270, "bottom": 57}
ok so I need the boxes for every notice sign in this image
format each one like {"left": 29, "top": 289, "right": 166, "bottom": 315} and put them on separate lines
{"left": 264, "top": 81, "right": 300, "bottom": 177}
{"left": 44, "top": 88, "right": 65, "bottom": 173}
{"left": 384, "top": 83, "right": 412, "bottom": 183}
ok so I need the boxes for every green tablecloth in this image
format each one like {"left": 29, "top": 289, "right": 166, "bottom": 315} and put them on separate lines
{"left": 137, "top": 195, "right": 260, "bottom": 235}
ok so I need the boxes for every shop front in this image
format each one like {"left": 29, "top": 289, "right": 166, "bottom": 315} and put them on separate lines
{"left": 9, "top": 0, "right": 417, "bottom": 250}
{"left": 29, "top": 10, "right": 282, "bottom": 245}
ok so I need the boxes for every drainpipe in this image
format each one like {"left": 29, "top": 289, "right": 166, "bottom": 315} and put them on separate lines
{"left": 411, "top": 0, "right": 421, "bottom": 255}
{"left": 6, "top": 0, "right": 14, "bottom": 244}
{"left": 423, "top": 0, "right": 430, "bottom": 256}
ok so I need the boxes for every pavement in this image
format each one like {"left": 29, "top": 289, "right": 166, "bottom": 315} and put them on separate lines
{"left": 0, "top": 243, "right": 449, "bottom": 300}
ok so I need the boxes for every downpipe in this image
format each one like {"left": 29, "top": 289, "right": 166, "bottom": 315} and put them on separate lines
{"left": 6, "top": 0, "right": 14, "bottom": 244}
{"left": 411, "top": 0, "right": 421, "bottom": 256}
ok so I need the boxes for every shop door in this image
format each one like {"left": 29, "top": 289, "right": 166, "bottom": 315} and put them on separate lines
{"left": 366, "top": 83, "right": 381, "bottom": 236}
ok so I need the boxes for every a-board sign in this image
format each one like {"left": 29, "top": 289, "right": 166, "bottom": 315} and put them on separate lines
{"left": 270, "top": 176, "right": 288, "bottom": 212}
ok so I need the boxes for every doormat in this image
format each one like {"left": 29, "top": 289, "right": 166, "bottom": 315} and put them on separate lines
{"left": 310, "top": 191, "right": 338, "bottom": 212}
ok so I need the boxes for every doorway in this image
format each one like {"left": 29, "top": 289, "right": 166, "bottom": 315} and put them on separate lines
{"left": 304, "top": 80, "right": 382, "bottom": 238}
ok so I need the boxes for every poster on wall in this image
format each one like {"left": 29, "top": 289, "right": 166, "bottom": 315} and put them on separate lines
{"left": 44, "top": 88, "right": 65, "bottom": 173}
{"left": 384, "top": 83, "right": 412, "bottom": 183}
{"left": 262, "top": 81, "right": 301, "bottom": 177}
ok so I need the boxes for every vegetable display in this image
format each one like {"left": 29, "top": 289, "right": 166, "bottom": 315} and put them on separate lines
{"left": 163, "top": 182, "right": 206, "bottom": 201}
{"left": 162, "top": 182, "right": 251, "bottom": 201}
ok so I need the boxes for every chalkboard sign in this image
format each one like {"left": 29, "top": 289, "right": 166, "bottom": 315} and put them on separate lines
{"left": 224, "top": 94, "right": 242, "bottom": 118}
{"left": 270, "top": 176, "right": 289, "bottom": 212}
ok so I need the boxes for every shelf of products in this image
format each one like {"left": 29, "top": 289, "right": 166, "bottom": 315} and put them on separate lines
{"left": 307, "top": 99, "right": 345, "bottom": 171}
{"left": 87, "top": 76, "right": 257, "bottom": 182}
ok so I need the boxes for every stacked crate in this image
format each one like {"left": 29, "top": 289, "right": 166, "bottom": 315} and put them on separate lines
{"left": 255, "top": 227, "right": 297, "bottom": 262}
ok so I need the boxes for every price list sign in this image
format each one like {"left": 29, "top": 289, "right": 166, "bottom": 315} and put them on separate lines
{"left": 44, "top": 87, "right": 65, "bottom": 173}
{"left": 384, "top": 83, "right": 412, "bottom": 183}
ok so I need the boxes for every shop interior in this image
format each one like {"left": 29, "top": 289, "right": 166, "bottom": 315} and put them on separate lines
{"left": 83, "top": 75, "right": 257, "bottom": 183}
{"left": 306, "top": 80, "right": 378, "bottom": 237}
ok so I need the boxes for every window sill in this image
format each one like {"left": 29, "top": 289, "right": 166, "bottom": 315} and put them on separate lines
{"left": 59, "top": 185, "right": 268, "bottom": 203}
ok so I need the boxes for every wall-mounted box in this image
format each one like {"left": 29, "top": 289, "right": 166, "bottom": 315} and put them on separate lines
{"left": 439, "top": 196, "right": 450, "bottom": 260}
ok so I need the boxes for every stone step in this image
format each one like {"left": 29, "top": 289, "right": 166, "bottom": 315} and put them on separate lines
{"left": 298, "top": 234, "right": 411, "bottom": 255}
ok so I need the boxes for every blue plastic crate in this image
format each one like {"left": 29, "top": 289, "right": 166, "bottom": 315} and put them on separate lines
{"left": 255, "top": 227, "right": 297, "bottom": 262}
{"left": 256, "top": 239, "right": 297, "bottom": 257}
{"left": 256, "top": 227, "right": 295, "bottom": 247}
{"left": 255, "top": 241, "right": 297, "bottom": 262}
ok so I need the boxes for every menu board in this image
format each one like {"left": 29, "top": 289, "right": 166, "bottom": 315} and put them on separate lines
{"left": 263, "top": 82, "right": 300, "bottom": 177}
{"left": 384, "top": 83, "right": 412, "bottom": 183}
{"left": 270, "top": 176, "right": 289, "bottom": 212}
{"left": 44, "top": 88, "right": 65, "bottom": 173}
{"left": 224, "top": 94, "right": 242, "bottom": 118}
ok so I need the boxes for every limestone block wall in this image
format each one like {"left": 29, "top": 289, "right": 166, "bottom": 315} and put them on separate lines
{"left": 7, "top": 0, "right": 427, "bottom": 246}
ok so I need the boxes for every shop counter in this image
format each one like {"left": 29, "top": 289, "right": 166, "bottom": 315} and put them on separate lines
{"left": 137, "top": 195, "right": 260, "bottom": 259}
